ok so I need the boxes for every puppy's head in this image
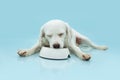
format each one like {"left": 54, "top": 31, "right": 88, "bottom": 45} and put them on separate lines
{"left": 40, "top": 20, "right": 71, "bottom": 49}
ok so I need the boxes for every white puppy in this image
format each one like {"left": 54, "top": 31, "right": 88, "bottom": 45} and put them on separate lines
{"left": 18, "top": 20, "right": 108, "bottom": 61}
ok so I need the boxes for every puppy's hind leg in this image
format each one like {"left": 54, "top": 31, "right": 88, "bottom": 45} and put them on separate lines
{"left": 82, "top": 38, "right": 108, "bottom": 51}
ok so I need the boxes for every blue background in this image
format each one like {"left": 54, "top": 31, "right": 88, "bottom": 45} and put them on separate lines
{"left": 0, "top": 0, "right": 120, "bottom": 80}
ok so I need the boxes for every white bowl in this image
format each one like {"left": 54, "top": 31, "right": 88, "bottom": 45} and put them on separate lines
{"left": 39, "top": 47, "right": 70, "bottom": 60}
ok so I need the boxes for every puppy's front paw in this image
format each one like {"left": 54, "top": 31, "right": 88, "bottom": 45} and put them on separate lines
{"left": 82, "top": 54, "right": 91, "bottom": 61}
{"left": 17, "top": 50, "right": 28, "bottom": 57}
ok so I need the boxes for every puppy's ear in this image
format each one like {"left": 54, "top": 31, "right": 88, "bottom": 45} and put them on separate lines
{"left": 40, "top": 26, "right": 45, "bottom": 38}
{"left": 65, "top": 23, "right": 72, "bottom": 43}
{"left": 39, "top": 25, "right": 45, "bottom": 45}
{"left": 39, "top": 25, "right": 49, "bottom": 46}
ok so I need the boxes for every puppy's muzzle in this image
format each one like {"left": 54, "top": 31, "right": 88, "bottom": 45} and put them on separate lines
{"left": 53, "top": 43, "right": 60, "bottom": 48}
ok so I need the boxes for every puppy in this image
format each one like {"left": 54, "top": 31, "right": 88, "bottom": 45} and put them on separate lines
{"left": 18, "top": 20, "right": 108, "bottom": 61}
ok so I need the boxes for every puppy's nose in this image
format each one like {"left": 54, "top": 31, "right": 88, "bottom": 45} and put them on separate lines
{"left": 53, "top": 43, "right": 60, "bottom": 48}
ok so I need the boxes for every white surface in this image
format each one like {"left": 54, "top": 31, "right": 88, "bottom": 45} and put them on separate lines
{"left": 39, "top": 47, "right": 70, "bottom": 59}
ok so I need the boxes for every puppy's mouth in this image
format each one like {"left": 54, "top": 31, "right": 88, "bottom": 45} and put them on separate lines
{"left": 44, "top": 45, "right": 50, "bottom": 47}
{"left": 63, "top": 46, "right": 67, "bottom": 48}
{"left": 44, "top": 45, "right": 66, "bottom": 48}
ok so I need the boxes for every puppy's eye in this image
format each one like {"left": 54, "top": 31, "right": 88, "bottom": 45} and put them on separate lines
{"left": 58, "top": 33, "right": 64, "bottom": 37}
{"left": 47, "top": 35, "right": 52, "bottom": 38}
